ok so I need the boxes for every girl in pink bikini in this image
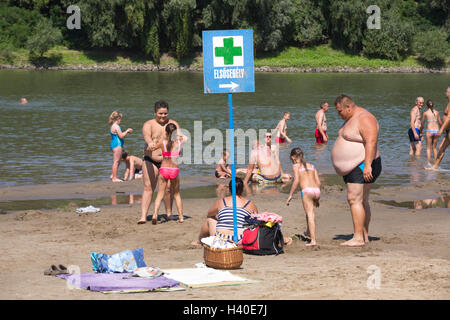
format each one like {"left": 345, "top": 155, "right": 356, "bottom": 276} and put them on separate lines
{"left": 150, "top": 123, "right": 184, "bottom": 224}
{"left": 286, "top": 148, "right": 321, "bottom": 246}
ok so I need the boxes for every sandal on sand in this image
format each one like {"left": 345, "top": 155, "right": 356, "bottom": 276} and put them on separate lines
{"left": 151, "top": 218, "right": 157, "bottom": 225}
{"left": 57, "top": 264, "right": 68, "bottom": 274}
{"left": 44, "top": 264, "right": 67, "bottom": 276}
{"left": 44, "top": 265, "right": 60, "bottom": 276}
{"left": 137, "top": 220, "right": 146, "bottom": 225}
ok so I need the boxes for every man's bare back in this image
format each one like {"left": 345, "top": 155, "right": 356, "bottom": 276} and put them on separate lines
{"left": 315, "top": 109, "right": 327, "bottom": 131}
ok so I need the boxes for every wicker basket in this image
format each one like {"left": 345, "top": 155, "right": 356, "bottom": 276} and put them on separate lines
{"left": 203, "top": 244, "right": 244, "bottom": 270}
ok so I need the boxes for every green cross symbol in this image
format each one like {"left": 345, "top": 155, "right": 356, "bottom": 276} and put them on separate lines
{"left": 215, "top": 37, "right": 242, "bottom": 65}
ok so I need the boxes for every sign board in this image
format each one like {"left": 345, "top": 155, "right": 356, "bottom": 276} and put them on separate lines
{"left": 202, "top": 29, "right": 255, "bottom": 94}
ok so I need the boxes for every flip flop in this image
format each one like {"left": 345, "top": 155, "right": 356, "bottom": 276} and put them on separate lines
{"left": 57, "top": 264, "right": 68, "bottom": 274}
{"left": 137, "top": 220, "right": 146, "bottom": 225}
{"left": 44, "top": 265, "right": 60, "bottom": 276}
{"left": 151, "top": 218, "right": 157, "bottom": 225}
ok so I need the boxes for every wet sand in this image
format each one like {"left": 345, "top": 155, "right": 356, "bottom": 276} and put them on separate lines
{"left": 0, "top": 177, "right": 449, "bottom": 300}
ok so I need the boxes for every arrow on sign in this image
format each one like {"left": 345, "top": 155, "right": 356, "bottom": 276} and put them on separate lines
{"left": 219, "top": 81, "right": 239, "bottom": 90}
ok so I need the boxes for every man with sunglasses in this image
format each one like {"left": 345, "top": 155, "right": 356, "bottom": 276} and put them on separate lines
{"left": 243, "top": 132, "right": 291, "bottom": 185}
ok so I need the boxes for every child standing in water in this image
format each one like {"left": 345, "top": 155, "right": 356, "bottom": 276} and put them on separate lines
{"left": 421, "top": 100, "right": 442, "bottom": 165}
{"left": 286, "top": 148, "right": 321, "bottom": 246}
{"left": 108, "top": 111, "right": 132, "bottom": 182}
{"left": 150, "top": 123, "right": 184, "bottom": 224}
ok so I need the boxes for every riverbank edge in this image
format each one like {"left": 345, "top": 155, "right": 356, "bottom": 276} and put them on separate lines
{"left": 1, "top": 63, "right": 449, "bottom": 73}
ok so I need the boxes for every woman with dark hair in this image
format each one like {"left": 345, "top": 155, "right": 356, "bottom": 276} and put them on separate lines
{"left": 191, "top": 177, "right": 258, "bottom": 245}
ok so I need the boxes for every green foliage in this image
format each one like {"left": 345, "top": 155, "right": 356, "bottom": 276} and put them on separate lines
{"left": 255, "top": 44, "right": 422, "bottom": 68}
{"left": 362, "top": 9, "right": 414, "bottom": 60}
{"left": 328, "top": 0, "right": 368, "bottom": 52}
{"left": 2, "top": 0, "right": 449, "bottom": 65}
{"left": 291, "top": 0, "right": 327, "bottom": 46}
{"left": 0, "top": 3, "right": 43, "bottom": 48}
{"left": 26, "top": 18, "right": 62, "bottom": 57}
{"left": 77, "top": 0, "right": 117, "bottom": 48}
{"left": 0, "top": 42, "right": 16, "bottom": 63}
{"left": 413, "top": 28, "right": 449, "bottom": 65}
{"left": 144, "top": 24, "right": 160, "bottom": 63}
{"left": 162, "top": 0, "right": 196, "bottom": 59}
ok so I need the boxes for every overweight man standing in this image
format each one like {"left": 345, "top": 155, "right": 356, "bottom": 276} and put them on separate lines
{"left": 331, "top": 94, "right": 382, "bottom": 247}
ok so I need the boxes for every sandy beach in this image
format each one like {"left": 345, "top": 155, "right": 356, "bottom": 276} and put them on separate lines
{"left": 0, "top": 175, "right": 448, "bottom": 300}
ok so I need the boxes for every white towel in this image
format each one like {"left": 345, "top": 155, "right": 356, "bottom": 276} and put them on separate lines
{"left": 162, "top": 268, "right": 249, "bottom": 286}
{"left": 76, "top": 205, "right": 100, "bottom": 213}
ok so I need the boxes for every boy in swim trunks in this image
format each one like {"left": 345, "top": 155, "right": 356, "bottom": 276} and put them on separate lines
{"left": 139, "top": 100, "right": 183, "bottom": 224}
{"left": 121, "top": 151, "right": 143, "bottom": 181}
{"left": 274, "top": 112, "right": 292, "bottom": 144}
{"left": 315, "top": 102, "right": 329, "bottom": 144}
{"left": 286, "top": 148, "right": 321, "bottom": 246}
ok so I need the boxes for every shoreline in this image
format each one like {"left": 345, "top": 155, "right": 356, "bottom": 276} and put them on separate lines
{"left": 0, "top": 174, "right": 447, "bottom": 205}
{"left": 1, "top": 64, "right": 449, "bottom": 74}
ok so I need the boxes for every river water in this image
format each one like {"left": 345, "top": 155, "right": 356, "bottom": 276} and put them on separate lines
{"left": 0, "top": 69, "right": 449, "bottom": 188}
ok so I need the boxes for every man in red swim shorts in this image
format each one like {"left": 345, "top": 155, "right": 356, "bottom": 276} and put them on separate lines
{"left": 315, "top": 101, "right": 329, "bottom": 144}
{"left": 274, "top": 112, "right": 292, "bottom": 144}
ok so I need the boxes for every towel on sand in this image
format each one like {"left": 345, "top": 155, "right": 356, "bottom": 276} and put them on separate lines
{"left": 162, "top": 268, "right": 251, "bottom": 286}
{"left": 57, "top": 273, "right": 179, "bottom": 292}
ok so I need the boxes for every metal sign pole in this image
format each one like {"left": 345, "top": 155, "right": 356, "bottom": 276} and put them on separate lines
{"left": 228, "top": 93, "right": 238, "bottom": 243}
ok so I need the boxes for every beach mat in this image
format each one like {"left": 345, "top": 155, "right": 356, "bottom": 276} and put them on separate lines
{"left": 57, "top": 273, "right": 182, "bottom": 293}
{"left": 162, "top": 268, "right": 260, "bottom": 289}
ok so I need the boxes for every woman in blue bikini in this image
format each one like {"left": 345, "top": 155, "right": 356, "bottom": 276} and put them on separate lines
{"left": 108, "top": 111, "right": 133, "bottom": 182}
{"left": 421, "top": 100, "right": 442, "bottom": 165}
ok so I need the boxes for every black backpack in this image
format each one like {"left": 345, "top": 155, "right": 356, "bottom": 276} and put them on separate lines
{"left": 241, "top": 222, "right": 284, "bottom": 255}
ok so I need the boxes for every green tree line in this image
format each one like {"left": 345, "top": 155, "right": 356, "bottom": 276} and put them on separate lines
{"left": 1, "top": 0, "right": 449, "bottom": 65}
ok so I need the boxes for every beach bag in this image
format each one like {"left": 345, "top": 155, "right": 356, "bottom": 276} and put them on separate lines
{"left": 90, "top": 248, "right": 147, "bottom": 273}
{"left": 241, "top": 223, "right": 284, "bottom": 255}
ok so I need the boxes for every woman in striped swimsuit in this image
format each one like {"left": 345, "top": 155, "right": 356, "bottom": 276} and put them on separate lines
{"left": 191, "top": 178, "right": 257, "bottom": 245}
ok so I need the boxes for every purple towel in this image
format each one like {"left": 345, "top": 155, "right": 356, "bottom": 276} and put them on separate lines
{"left": 57, "top": 273, "right": 179, "bottom": 292}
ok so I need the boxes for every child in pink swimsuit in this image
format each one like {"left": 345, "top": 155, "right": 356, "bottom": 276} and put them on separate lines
{"left": 150, "top": 123, "right": 184, "bottom": 224}
{"left": 286, "top": 147, "right": 321, "bottom": 246}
